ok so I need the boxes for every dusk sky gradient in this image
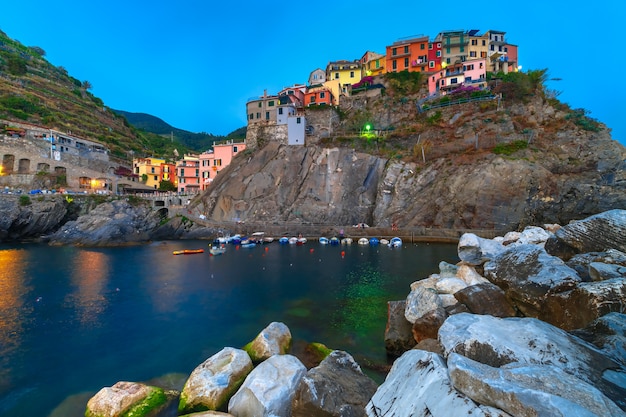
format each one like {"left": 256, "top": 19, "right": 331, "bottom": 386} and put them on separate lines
{"left": 1, "top": 1, "right": 624, "bottom": 146}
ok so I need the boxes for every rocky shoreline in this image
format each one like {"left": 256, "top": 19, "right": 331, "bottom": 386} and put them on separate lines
{"left": 81, "top": 209, "right": 626, "bottom": 417}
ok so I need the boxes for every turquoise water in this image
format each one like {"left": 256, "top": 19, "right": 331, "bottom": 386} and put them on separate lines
{"left": 0, "top": 240, "right": 458, "bottom": 416}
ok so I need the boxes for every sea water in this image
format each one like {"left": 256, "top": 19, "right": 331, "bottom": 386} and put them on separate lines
{"left": 0, "top": 240, "right": 458, "bottom": 416}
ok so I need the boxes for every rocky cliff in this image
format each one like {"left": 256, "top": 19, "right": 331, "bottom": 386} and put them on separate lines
{"left": 195, "top": 94, "right": 626, "bottom": 232}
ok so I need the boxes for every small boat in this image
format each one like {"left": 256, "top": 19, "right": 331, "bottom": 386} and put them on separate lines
{"left": 358, "top": 237, "right": 369, "bottom": 245}
{"left": 241, "top": 241, "right": 256, "bottom": 248}
{"left": 388, "top": 237, "right": 403, "bottom": 248}
{"left": 229, "top": 234, "right": 242, "bottom": 245}
{"left": 173, "top": 249, "right": 204, "bottom": 255}
{"left": 209, "top": 244, "right": 227, "bottom": 255}
{"left": 251, "top": 232, "right": 266, "bottom": 244}
{"left": 288, "top": 237, "right": 298, "bottom": 245}
{"left": 341, "top": 237, "right": 353, "bottom": 245}
{"left": 319, "top": 237, "right": 330, "bottom": 245}
{"left": 369, "top": 237, "right": 380, "bottom": 246}
{"left": 380, "top": 238, "right": 390, "bottom": 245}
{"left": 264, "top": 237, "right": 275, "bottom": 243}
{"left": 279, "top": 236, "right": 289, "bottom": 244}
{"left": 297, "top": 237, "right": 307, "bottom": 246}
{"left": 329, "top": 237, "right": 340, "bottom": 246}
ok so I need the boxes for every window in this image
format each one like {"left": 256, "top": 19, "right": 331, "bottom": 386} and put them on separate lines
{"left": 404, "top": 58, "right": 409, "bottom": 68}
{"left": 278, "top": 108, "right": 283, "bottom": 115}
{"left": 256, "top": 112, "right": 261, "bottom": 119}
{"left": 404, "top": 46, "right": 409, "bottom": 54}
{"left": 446, "top": 58, "right": 451, "bottom": 64}
{"left": 265, "top": 111, "right": 270, "bottom": 120}
{"left": 296, "top": 117, "right": 301, "bottom": 124}
{"left": 154, "top": 175, "right": 157, "bottom": 181}
{"left": 481, "top": 51, "right": 487, "bottom": 58}
{"left": 392, "top": 47, "right": 397, "bottom": 56}
{"left": 320, "top": 92, "right": 325, "bottom": 99}
{"left": 437, "top": 43, "right": 441, "bottom": 48}
{"left": 470, "top": 51, "right": 476, "bottom": 58}
{"left": 436, "top": 51, "right": 441, "bottom": 57}
{"left": 482, "top": 40, "right": 486, "bottom": 46}
{"left": 268, "top": 100, "right": 274, "bottom": 106}
{"left": 490, "top": 45, "right": 495, "bottom": 51}
{"left": 195, "top": 169, "right": 199, "bottom": 176}
{"left": 375, "top": 60, "right": 380, "bottom": 68}
{"left": 420, "top": 43, "right": 425, "bottom": 50}
{"left": 451, "top": 77, "right": 458, "bottom": 84}
{"left": 258, "top": 102, "right": 262, "bottom": 107}
{"left": 151, "top": 167, "right": 155, "bottom": 173}
{"left": 350, "top": 71, "right": 354, "bottom": 78}
{"left": 233, "top": 146, "right": 238, "bottom": 153}
{"left": 249, "top": 113, "right": 253, "bottom": 120}
{"left": 429, "top": 43, "right": 433, "bottom": 50}
{"left": 180, "top": 169, "right": 185, "bottom": 177}
{"left": 335, "top": 72, "right": 339, "bottom": 79}
{"left": 392, "top": 60, "right": 397, "bottom": 70}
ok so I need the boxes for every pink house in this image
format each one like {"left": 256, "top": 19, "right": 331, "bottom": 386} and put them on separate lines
{"left": 199, "top": 141, "right": 246, "bottom": 190}
{"left": 427, "top": 58, "right": 487, "bottom": 95}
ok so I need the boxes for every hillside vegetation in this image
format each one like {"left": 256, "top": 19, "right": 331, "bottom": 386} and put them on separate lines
{"left": 0, "top": 29, "right": 240, "bottom": 161}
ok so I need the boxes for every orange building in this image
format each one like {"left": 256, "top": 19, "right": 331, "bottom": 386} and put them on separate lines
{"left": 385, "top": 35, "right": 430, "bottom": 73}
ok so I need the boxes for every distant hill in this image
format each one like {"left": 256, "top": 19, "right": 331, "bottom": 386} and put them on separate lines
{"left": 113, "top": 110, "right": 246, "bottom": 152}
{"left": 0, "top": 28, "right": 242, "bottom": 161}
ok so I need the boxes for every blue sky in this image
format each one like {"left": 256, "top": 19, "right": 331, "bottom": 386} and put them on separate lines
{"left": 1, "top": 1, "right": 624, "bottom": 146}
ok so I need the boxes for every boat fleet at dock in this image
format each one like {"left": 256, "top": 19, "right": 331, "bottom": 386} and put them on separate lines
{"left": 174, "top": 232, "right": 402, "bottom": 255}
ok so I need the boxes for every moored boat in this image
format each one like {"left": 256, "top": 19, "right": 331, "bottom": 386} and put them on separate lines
{"left": 369, "top": 237, "right": 380, "bottom": 246}
{"left": 388, "top": 237, "right": 403, "bottom": 248}
{"left": 341, "top": 237, "right": 353, "bottom": 245}
{"left": 380, "top": 238, "right": 389, "bottom": 245}
{"left": 319, "top": 237, "right": 330, "bottom": 245}
{"left": 279, "top": 236, "right": 289, "bottom": 244}
{"left": 209, "top": 244, "right": 227, "bottom": 255}
{"left": 329, "top": 237, "right": 340, "bottom": 246}
{"left": 358, "top": 237, "right": 369, "bottom": 245}
{"left": 173, "top": 249, "right": 205, "bottom": 255}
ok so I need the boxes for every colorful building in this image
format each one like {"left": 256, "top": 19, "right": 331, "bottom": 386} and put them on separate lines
{"left": 246, "top": 90, "right": 279, "bottom": 125}
{"left": 360, "top": 51, "right": 385, "bottom": 77}
{"left": 427, "top": 58, "right": 487, "bottom": 95}
{"left": 199, "top": 141, "right": 246, "bottom": 190}
{"left": 436, "top": 30, "right": 470, "bottom": 67}
{"left": 176, "top": 154, "right": 200, "bottom": 193}
{"left": 133, "top": 157, "right": 176, "bottom": 190}
{"left": 325, "top": 60, "right": 362, "bottom": 103}
{"left": 427, "top": 40, "right": 443, "bottom": 72}
{"left": 385, "top": 35, "right": 430, "bottom": 73}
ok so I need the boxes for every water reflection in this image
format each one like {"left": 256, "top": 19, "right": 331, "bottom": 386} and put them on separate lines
{"left": 66, "top": 250, "right": 110, "bottom": 326}
{"left": 0, "top": 248, "right": 30, "bottom": 391}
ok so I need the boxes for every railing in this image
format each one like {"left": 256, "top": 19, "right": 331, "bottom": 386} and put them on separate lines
{"left": 417, "top": 94, "right": 497, "bottom": 112}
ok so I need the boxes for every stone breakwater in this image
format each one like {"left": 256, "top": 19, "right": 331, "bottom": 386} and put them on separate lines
{"left": 84, "top": 210, "right": 626, "bottom": 417}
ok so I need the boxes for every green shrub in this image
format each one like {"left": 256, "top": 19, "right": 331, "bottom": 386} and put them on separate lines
{"left": 493, "top": 140, "right": 528, "bottom": 155}
{"left": 565, "top": 109, "right": 601, "bottom": 132}
{"left": 19, "top": 195, "right": 31, "bottom": 206}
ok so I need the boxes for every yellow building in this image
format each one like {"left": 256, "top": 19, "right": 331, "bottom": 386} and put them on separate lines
{"left": 133, "top": 157, "right": 166, "bottom": 190}
{"left": 325, "top": 60, "right": 362, "bottom": 104}
{"left": 360, "top": 51, "right": 385, "bottom": 77}
{"left": 468, "top": 29, "right": 489, "bottom": 62}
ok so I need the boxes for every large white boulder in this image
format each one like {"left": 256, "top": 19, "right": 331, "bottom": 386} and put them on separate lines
{"left": 228, "top": 354, "right": 306, "bottom": 417}
{"left": 448, "top": 353, "right": 625, "bottom": 417}
{"left": 365, "top": 349, "right": 508, "bottom": 417}
{"left": 243, "top": 322, "right": 292, "bottom": 362}
{"left": 179, "top": 347, "right": 253, "bottom": 414}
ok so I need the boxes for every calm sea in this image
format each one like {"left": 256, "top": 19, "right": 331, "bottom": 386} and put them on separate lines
{"left": 0, "top": 239, "right": 458, "bottom": 416}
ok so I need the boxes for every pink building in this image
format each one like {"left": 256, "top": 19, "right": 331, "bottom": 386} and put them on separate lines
{"left": 427, "top": 58, "right": 487, "bottom": 95}
{"left": 199, "top": 141, "right": 246, "bottom": 190}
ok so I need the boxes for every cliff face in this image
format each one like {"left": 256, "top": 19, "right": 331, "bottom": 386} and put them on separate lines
{"left": 196, "top": 97, "right": 626, "bottom": 232}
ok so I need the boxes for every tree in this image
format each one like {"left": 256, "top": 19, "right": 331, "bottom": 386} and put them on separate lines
{"left": 82, "top": 80, "right": 92, "bottom": 91}
{"left": 158, "top": 180, "right": 177, "bottom": 192}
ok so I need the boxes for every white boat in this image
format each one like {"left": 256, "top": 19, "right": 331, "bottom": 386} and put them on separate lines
{"left": 288, "top": 237, "right": 298, "bottom": 245}
{"left": 380, "top": 238, "right": 389, "bottom": 245}
{"left": 297, "top": 237, "right": 307, "bottom": 245}
{"left": 358, "top": 237, "right": 369, "bottom": 245}
{"left": 209, "top": 244, "right": 227, "bottom": 255}
{"left": 388, "top": 237, "right": 403, "bottom": 248}
{"left": 251, "top": 232, "right": 265, "bottom": 244}
{"left": 319, "top": 237, "right": 330, "bottom": 245}
{"left": 341, "top": 237, "right": 353, "bottom": 245}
